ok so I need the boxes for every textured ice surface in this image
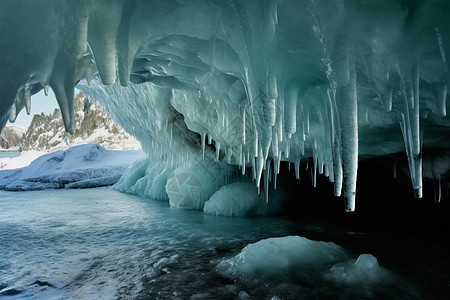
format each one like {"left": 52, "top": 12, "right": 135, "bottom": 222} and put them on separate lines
{"left": 0, "top": 144, "right": 144, "bottom": 190}
{"left": 0, "top": 0, "right": 449, "bottom": 210}
{"left": 218, "top": 236, "right": 412, "bottom": 297}
{"left": 218, "top": 236, "right": 347, "bottom": 278}
{"left": 203, "top": 182, "right": 285, "bottom": 217}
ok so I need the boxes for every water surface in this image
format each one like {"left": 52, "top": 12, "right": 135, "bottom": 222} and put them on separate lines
{"left": 0, "top": 152, "right": 20, "bottom": 159}
{"left": 0, "top": 189, "right": 447, "bottom": 299}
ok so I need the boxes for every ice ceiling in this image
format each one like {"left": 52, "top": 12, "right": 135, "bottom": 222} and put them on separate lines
{"left": 1, "top": 0, "right": 449, "bottom": 211}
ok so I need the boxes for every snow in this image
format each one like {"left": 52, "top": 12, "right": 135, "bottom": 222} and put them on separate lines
{"left": 0, "top": 144, "right": 144, "bottom": 191}
{"left": 0, "top": 150, "right": 43, "bottom": 170}
{"left": 0, "top": 0, "right": 449, "bottom": 210}
{"left": 203, "top": 182, "right": 285, "bottom": 217}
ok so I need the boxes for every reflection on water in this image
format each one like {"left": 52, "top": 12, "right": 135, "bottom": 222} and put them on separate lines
{"left": 0, "top": 189, "right": 447, "bottom": 299}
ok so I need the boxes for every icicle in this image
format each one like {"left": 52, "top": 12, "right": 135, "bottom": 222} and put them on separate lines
{"left": 216, "top": 142, "right": 220, "bottom": 161}
{"left": 251, "top": 156, "right": 256, "bottom": 180}
{"left": 208, "top": 134, "right": 212, "bottom": 144}
{"left": 413, "top": 155, "right": 423, "bottom": 198}
{"left": 264, "top": 161, "right": 270, "bottom": 203}
{"left": 23, "top": 88, "right": 31, "bottom": 115}
{"left": 242, "top": 153, "right": 246, "bottom": 175}
{"left": 328, "top": 159, "right": 335, "bottom": 183}
{"left": 295, "top": 158, "right": 300, "bottom": 180}
{"left": 411, "top": 70, "right": 421, "bottom": 157}
{"left": 399, "top": 113, "right": 423, "bottom": 198}
{"left": 276, "top": 154, "right": 281, "bottom": 174}
{"left": 256, "top": 149, "right": 264, "bottom": 188}
{"left": 254, "top": 131, "right": 259, "bottom": 157}
{"left": 338, "top": 59, "right": 358, "bottom": 212}
{"left": 241, "top": 106, "right": 246, "bottom": 144}
{"left": 8, "top": 102, "right": 17, "bottom": 123}
{"left": 285, "top": 139, "right": 290, "bottom": 159}
{"left": 227, "top": 146, "right": 232, "bottom": 164}
{"left": 433, "top": 82, "right": 447, "bottom": 117}
{"left": 239, "top": 145, "right": 243, "bottom": 167}
{"left": 44, "top": 85, "right": 49, "bottom": 96}
{"left": 201, "top": 132, "right": 206, "bottom": 160}
{"left": 433, "top": 174, "right": 441, "bottom": 203}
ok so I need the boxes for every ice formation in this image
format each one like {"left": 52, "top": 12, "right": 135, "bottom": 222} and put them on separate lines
{"left": 0, "top": 0, "right": 449, "bottom": 210}
{"left": 218, "top": 236, "right": 394, "bottom": 287}
{"left": 203, "top": 182, "right": 285, "bottom": 216}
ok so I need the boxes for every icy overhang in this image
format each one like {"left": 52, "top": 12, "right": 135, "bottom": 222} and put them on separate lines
{"left": 0, "top": 0, "right": 449, "bottom": 210}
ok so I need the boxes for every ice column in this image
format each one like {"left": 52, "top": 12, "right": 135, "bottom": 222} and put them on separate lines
{"left": 337, "top": 58, "right": 358, "bottom": 212}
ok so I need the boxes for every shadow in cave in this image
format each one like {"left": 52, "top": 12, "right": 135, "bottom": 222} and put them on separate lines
{"left": 273, "top": 151, "right": 450, "bottom": 298}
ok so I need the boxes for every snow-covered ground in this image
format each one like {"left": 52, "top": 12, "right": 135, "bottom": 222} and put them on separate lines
{"left": 0, "top": 144, "right": 144, "bottom": 191}
{"left": 0, "top": 150, "right": 44, "bottom": 170}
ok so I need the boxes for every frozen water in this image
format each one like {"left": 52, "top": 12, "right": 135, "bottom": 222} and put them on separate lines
{"left": 0, "top": 0, "right": 449, "bottom": 210}
{"left": 203, "top": 181, "right": 285, "bottom": 217}
{"left": 218, "top": 236, "right": 347, "bottom": 278}
{"left": 327, "top": 253, "right": 391, "bottom": 285}
{"left": 218, "top": 236, "right": 419, "bottom": 298}
{"left": 0, "top": 144, "right": 144, "bottom": 191}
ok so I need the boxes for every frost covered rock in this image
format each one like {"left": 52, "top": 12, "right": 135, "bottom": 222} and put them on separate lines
{"left": 0, "top": 144, "right": 144, "bottom": 191}
{"left": 203, "top": 182, "right": 285, "bottom": 217}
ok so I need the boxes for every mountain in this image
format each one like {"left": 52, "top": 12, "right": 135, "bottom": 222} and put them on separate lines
{"left": 20, "top": 92, "right": 141, "bottom": 151}
{"left": 0, "top": 124, "right": 26, "bottom": 150}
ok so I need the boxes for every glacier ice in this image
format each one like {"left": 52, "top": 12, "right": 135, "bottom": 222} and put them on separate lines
{"left": 203, "top": 181, "right": 285, "bottom": 217}
{"left": 217, "top": 236, "right": 348, "bottom": 278}
{"left": 217, "top": 236, "right": 417, "bottom": 297}
{"left": 0, "top": 0, "right": 450, "bottom": 210}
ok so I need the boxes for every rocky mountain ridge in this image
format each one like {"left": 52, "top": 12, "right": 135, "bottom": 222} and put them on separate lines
{"left": 1, "top": 92, "right": 141, "bottom": 152}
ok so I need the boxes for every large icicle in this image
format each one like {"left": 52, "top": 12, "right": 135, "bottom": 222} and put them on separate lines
{"left": 337, "top": 58, "right": 358, "bottom": 212}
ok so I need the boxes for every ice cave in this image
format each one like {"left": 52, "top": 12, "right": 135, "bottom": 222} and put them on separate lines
{"left": 0, "top": 0, "right": 449, "bottom": 213}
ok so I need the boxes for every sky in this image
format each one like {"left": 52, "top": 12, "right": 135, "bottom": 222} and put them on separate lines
{"left": 8, "top": 88, "right": 59, "bottom": 128}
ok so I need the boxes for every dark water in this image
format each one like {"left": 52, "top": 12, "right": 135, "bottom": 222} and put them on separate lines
{"left": 0, "top": 189, "right": 448, "bottom": 299}
{"left": 0, "top": 152, "right": 19, "bottom": 159}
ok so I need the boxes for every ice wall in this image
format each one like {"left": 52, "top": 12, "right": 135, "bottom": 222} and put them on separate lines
{"left": 0, "top": 0, "right": 449, "bottom": 210}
